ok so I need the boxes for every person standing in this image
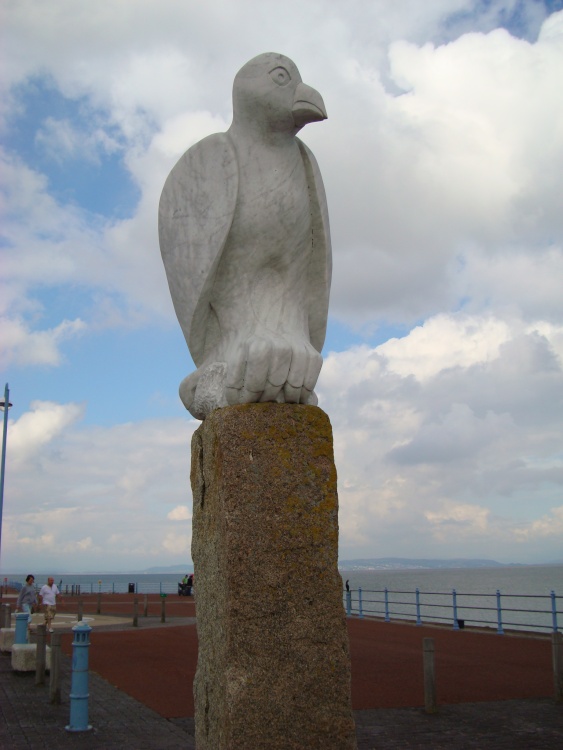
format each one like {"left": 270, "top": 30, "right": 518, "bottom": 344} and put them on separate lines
{"left": 16, "top": 574, "right": 38, "bottom": 628}
{"left": 39, "top": 577, "right": 61, "bottom": 632}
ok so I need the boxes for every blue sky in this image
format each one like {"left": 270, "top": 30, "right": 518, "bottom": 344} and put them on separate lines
{"left": 1, "top": 0, "right": 563, "bottom": 573}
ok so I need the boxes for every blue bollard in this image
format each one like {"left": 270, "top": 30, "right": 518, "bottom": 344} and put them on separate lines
{"left": 14, "top": 612, "right": 29, "bottom": 644}
{"left": 384, "top": 588, "right": 390, "bottom": 622}
{"left": 345, "top": 590, "right": 352, "bottom": 616}
{"left": 358, "top": 587, "right": 364, "bottom": 619}
{"left": 66, "top": 622, "right": 93, "bottom": 732}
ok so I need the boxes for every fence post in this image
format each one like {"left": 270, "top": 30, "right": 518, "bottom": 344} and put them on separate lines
{"left": 1, "top": 603, "right": 11, "bottom": 628}
{"left": 96, "top": 592, "right": 101, "bottom": 615}
{"left": 49, "top": 632, "right": 61, "bottom": 704}
{"left": 345, "top": 590, "right": 351, "bottom": 616}
{"left": 452, "top": 589, "right": 459, "bottom": 630}
{"left": 416, "top": 588, "right": 422, "bottom": 626}
{"left": 133, "top": 597, "right": 138, "bottom": 627}
{"left": 496, "top": 590, "right": 504, "bottom": 635}
{"left": 358, "top": 588, "right": 364, "bottom": 619}
{"left": 553, "top": 631, "right": 563, "bottom": 703}
{"left": 161, "top": 596, "right": 166, "bottom": 623}
{"left": 384, "top": 588, "right": 390, "bottom": 622}
{"left": 35, "top": 624, "right": 46, "bottom": 685}
{"left": 551, "top": 591, "right": 558, "bottom": 633}
{"left": 423, "top": 638, "right": 437, "bottom": 713}
{"left": 144, "top": 594, "right": 149, "bottom": 617}
{"left": 65, "top": 622, "right": 93, "bottom": 732}
{"left": 77, "top": 600, "right": 83, "bottom": 622}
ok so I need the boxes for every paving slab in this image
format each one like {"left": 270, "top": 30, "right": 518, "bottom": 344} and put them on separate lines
{"left": 1, "top": 649, "right": 195, "bottom": 749}
{"left": 28, "top": 612, "right": 133, "bottom": 631}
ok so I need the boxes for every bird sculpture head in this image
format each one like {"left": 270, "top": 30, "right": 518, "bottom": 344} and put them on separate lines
{"left": 231, "top": 52, "right": 327, "bottom": 137}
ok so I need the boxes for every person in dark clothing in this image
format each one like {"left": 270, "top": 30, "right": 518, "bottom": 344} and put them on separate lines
{"left": 16, "top": 575, "right": 38, "bottom": 629}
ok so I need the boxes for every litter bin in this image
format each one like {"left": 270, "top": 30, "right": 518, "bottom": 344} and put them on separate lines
{"left": 457, "top": 619, "right": 465, "bottom": 629}
{"left": 128, "top": 583, "right": 135, "bottom": 594}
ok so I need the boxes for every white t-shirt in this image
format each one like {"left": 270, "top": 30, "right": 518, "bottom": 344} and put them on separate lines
{"left": 40, "top": 584, "right": 59, "bottom": 606}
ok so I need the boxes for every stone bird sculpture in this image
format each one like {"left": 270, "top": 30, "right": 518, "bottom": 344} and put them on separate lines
{"left": 159, "top": 53, "right": 331, "bottom": 419}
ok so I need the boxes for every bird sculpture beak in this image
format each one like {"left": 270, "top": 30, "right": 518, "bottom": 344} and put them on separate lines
{"left": 292, "top": 82, "right": 327, "bottom": 129}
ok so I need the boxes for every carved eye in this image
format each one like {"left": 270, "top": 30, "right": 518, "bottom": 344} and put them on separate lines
{"left": 269, "top": 66, "right": 291, "bottom": 86}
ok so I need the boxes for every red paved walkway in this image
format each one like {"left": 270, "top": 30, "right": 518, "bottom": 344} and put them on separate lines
{"left": 57, "top": 596, "right": 555, "bottom": 719}
{"left": 347, "top": 617, "right": 553, "bottom": 709}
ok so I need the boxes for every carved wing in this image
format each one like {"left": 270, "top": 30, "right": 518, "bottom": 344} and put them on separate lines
{"left": 158, "top": 133, "right": 238, "bottom": 365}
{"left": 297, "top": 139, "right": 333, "bottom": 353}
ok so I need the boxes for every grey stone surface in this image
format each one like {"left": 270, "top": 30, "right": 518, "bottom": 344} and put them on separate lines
{"left": 11, "top": 644, "right": 51, "bottom": 672}
{"left": 159, "top": 53, "right": 331, "bottom": 419}
{"left": 353, "top": 701, "right": 563, "bottom": 749}
{"left": 191, "top": 403, "right": 357, "bottom": 749}
{"left": 0, "top": 627, "right": 15, "bottom": 652}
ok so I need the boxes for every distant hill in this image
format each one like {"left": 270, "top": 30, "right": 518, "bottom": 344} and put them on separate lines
{"left": 337, "top": 557, "right": 520, "bottom": 571}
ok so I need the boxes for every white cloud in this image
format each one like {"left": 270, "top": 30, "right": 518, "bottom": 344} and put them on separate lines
{"left": 425, "top": 502, "right": 491, "bottom": 535}
{"left": 2, "top": 3, "right": 561, "bottom": 342}
{"left": 326, "top": 10, "right": 563, "bottom": 325}
{"left": 2, "top": 408, "right": 198, "bottom": 571}
{"left": 167, "top": 505, "right": 192, "bottom": 521}
{"left": 456, "top": 246, "right": 563, "bottom": 322}
{"left": 0, "top": 146, "right": 172, "bottom": 341}
{"left": 0, "top": 316, "right": 86, "bottom": 366}
{"left": 0, "top": 149, "right": 111, "bottom": 288}
{"left": 514, "top": 505, "right": 563, "bottom": 540}
{"left": 162, "top": 531, "right": 191, "bottom": 556}
{"left": 8, "top": 400, "right": 85, "bottom": 466}
{"left": 35, "top": 118, "right": 121, "bottom": 164}
{"left": 378, "top": 315, "right": 512, "bottom": 380}
{"left": 318, "top": 311, "right": 563, "bottom": 562}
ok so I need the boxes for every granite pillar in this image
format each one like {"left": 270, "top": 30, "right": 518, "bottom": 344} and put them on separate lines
{"left": 191, "top": 403, "right": 356, "bottom": 749}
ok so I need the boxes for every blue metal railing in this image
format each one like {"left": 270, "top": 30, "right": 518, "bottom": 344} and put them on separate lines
{"left": 5, "top": 579, "right": 183, "bottom": 596}
{"left": 6, "top": 579, "right": 560, "bottom": 634}
{"left": 344, "top": 586, "right": 561, "bottom": 634}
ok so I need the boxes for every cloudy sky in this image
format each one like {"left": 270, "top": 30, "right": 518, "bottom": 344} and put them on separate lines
{"left": 1, "top": 0, "right": 562, "bottom": 574}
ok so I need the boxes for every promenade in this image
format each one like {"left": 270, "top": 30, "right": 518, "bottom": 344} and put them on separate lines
{"left": 1, "top": 593, "right": 562, "bottom": 748}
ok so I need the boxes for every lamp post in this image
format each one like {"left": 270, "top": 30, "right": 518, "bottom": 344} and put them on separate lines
{"left": 0, "top": 383, "right": 13, "bottom": 573}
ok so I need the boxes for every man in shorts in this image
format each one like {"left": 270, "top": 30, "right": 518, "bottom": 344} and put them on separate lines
{"left": 39, "top": 577, "right": 62, "bottom": 632}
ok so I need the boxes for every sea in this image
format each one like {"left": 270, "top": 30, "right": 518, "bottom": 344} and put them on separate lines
{"left": 339, "top": 564, "right": 563, "bottom": 634}
{"left": 6, "top": 564, "right": 562, "bottom": 634}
